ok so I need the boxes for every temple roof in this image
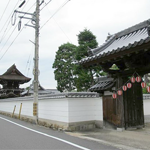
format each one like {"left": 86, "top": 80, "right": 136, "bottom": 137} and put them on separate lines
{"left": 0, "top": 64, "right": 31, "bottom": 84}
{"left": 79, "top": 19, "right": 150, "bottom": 65}
{"left": 89, "top": 77, "right": 115, "bottom": 93}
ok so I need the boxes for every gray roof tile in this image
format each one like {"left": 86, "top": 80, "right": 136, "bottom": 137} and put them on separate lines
{"left": 79, "top": 19, "right": 150, "bottom": 64}
{"left": 89, "top": 77, "right": 115, "bottom": 92}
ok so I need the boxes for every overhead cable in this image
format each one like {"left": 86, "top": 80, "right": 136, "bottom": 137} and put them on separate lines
{"left": 43, "top": 1, "right": 72, "bottom": 42}
{"left": 0, "top": 26, "right": 23, "bottom": 61}
{"left": 40, "top": 0, "right": 52, "bottom": 11}
{"left": 0, "top": 1, "right": 20, "bottom": 44}
{"left": 0, "top": 0, "right": 30, "bottom": 45}
{"left": 0, "top": 0, "right": 20, "bottom": 34}
{"left": 40, "top": 0, "right": 71, "bottom": 30}
{"left": 0, "top": 1, "right": 35, "bottom": 60}
{"left": 0, "top": 24, "right": 17, "bottom": 53}
{"left": 0, "top": 0, "right": 11, "bottom": 23}
{"left": 0, "top": 0, "right": 29, "bottom": 41}
{"left": 0, "top": 27, "right": 26, "bottom": 60}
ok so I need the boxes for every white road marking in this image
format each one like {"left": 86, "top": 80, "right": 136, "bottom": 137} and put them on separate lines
{"left": 0, "top": 116, "right": 90, "bottom": 150}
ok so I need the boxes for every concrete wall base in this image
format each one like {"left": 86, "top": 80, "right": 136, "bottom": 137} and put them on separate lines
{"left": 0, "top": 111, "right": 102, "bottom": 131}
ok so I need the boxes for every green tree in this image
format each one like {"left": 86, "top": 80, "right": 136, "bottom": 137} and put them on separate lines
{"left": 74, "top": 29, "right": 105, "bottom": 91}
{"left": 53, "top": 43, "right": 77, "bottom": 92}
{"left": 76, "top": 29, "right": 98, "bottom": 60}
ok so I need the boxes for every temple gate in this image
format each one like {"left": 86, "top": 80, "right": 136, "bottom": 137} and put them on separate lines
{"left": 79, "top": 19, "right": 150, "bottom": 129}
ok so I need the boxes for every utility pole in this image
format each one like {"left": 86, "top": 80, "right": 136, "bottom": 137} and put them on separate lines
{"left": 11, "top": 0, "right": 41, "bottom": 124}
{"left": 33, "top": 0, "right": 40, "bottom": 124}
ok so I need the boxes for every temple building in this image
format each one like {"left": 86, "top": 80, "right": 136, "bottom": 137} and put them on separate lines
{"left": 0, "top": 64, "right": 31, "bottom": 97}
{"left": 79, "top": 19, "right": 150, "bottom": 129}
{"left": 21, "top": 82, "right": 60, "bottom": 96}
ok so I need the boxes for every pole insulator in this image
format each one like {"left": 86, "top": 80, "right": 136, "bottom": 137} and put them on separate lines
{"left": 18, "top": 19, "right": 22, "bottom": 31}
{"left": 19, "top": 0, "right": 26, "bottom": 8}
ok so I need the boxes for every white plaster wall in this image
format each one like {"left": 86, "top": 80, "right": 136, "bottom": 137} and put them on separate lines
{"left": 0, "top": 100, "right": 33, "bottom": 117}
{"left": 0, "top": 101, "right": 17, "bottom": 113}
{"left": 39, "top": 98, "right": 68, "bottom": 122}
{"left": 21, "top": 101, "right": 33, "bottom": 117}
{"left": 144, "top": 99, "right": 150, "bottom": 115}
{"left": 68, "top": 97, "right": 103, "bottom": 122}
{"left": 0, "top": 97, "right": 103, "bottom": 124}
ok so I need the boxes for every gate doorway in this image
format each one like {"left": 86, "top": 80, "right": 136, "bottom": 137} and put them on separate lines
{"left": 103, "top": 95, "right": 122, "bottom": 128}
{"left": 103, "top": 82, "right": 144, "bottom": 129}
{"left": 123, "top": 81, "right": 144, "bottom": 129}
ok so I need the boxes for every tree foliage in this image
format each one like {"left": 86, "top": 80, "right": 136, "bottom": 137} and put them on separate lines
{"left": 76, "top": 29, "right": 98, "bottom": 61}
{"left": 53, "top": 29, "right": 105, "bottom": 92}
{"left": 53, "top": 43, "right": 77, "bottom": 92}
{"left": 74, "top": 29, "right": 104, "bottom": 91}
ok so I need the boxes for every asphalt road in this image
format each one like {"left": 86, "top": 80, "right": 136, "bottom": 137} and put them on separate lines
{"left": 0, "top": 115, "right": 119, "bottom": 150}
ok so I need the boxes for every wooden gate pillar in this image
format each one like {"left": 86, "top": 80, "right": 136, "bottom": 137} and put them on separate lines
{"left": 116, "top": 76, "right": 125, "bottom": 128}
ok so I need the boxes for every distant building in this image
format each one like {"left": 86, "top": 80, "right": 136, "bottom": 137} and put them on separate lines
{"left": 21, "top": 82, "right": 60, "bottom": 96}
{"left": 0, "top": 64, "right": 31, "bottom": 98}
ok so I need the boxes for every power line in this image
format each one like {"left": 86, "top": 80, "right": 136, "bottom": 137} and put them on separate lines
{"left": 24, "top": 0, "right": 52, "bottom": 27}
{"left": 0, "top": 0, "right": 32, "bottom": 43}
{"left": 0, "top": 0, "right": 69, "bottom": 59}
{"left": 0, "top": 1, "right": 36, "bottom": 59}
{"left": 43, "top": 1, "right": 72, "bottom": 42}
{"left": 0, "top": 0, "right": 11, "bottom": 23}
{"left": 0, "top": 24, "right": 17, "bottom": 54}
{"left": 0, "top": 0, "right": 31, "bottom": 46}
{"left": 0, "top": 26, "right": 23, "bottom": 61}
{"left": 0, "top": 22, "right": 13, "bottom": 44}
{"left": 53, "top": 18, "right": 72, "bottom": 43}
{"left": 25, "top": 41, "right": 34, "bottom": 76}
{"left": 40, "top": 0, "right": 71, "bottom": 30}
{"left": 27, "top": 52, "right": 34, "bottom": 76}
{"left": 0, "top": 0, "right": 20, "bottom": 35}
{"left": 0, "top": 0, "right": 21, "bottom": 44}
{"left": 0, "top": 18, "right": 31, "bottom": 60}
{"left": 0, "top": 0, "right": 70, "bottom": 63}
{"left": 40, "top": 0, "right": 52, "bottom": 11}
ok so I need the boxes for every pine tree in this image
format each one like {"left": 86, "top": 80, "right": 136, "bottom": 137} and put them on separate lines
{"left": 74, "top": 29, "right": 105, "bottom": 91}
{"left": 53, "top": 43, "right": 77, "bottom": 92}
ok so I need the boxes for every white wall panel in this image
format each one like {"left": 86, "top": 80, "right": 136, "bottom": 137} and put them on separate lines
{"left": 39, "top": 98, "right": 69, "bottom": 122}
{"left": 68, "top": 98, "right": 103, "bottom": 123}
{"left": 21, "top": 101, "right": 33, "bottom": 117}
{"left": 144, "top": 99, "right": 150, "bottom": 115}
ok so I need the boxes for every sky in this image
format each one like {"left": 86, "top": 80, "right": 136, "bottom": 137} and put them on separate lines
{"left": 0, "top": 0, "right": 150, "bottom": 89}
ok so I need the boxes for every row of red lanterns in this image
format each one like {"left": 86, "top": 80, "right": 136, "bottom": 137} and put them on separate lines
{"left": 112, "top": 76, "right": 150, "bottom": 99}
{"left": 131, "top": 76, "right": 141, "bottom": 83}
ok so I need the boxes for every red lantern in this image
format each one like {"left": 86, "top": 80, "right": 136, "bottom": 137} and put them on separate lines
{"left": 136, "top": 76, "right": 141, "bottom": 82}
{"left": 127, "top": 83, "right": 132, "bottom": 88}
{"left": 112, "top": 93, "right": 117, "bottom": 99}
{"left": 117, "top": 90, "right": 122, "bottom": 96}
{"left": 122, "top": 85, "right": 127, "bottom": 91}
{"left": 147, "top": 86, "right": 150, "bottom": 93}
{"left": 141, "top": 82, "right": 146, "bottom": 88}
{"left": 131, "top": 77, "right": 135, "bottom": 83}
